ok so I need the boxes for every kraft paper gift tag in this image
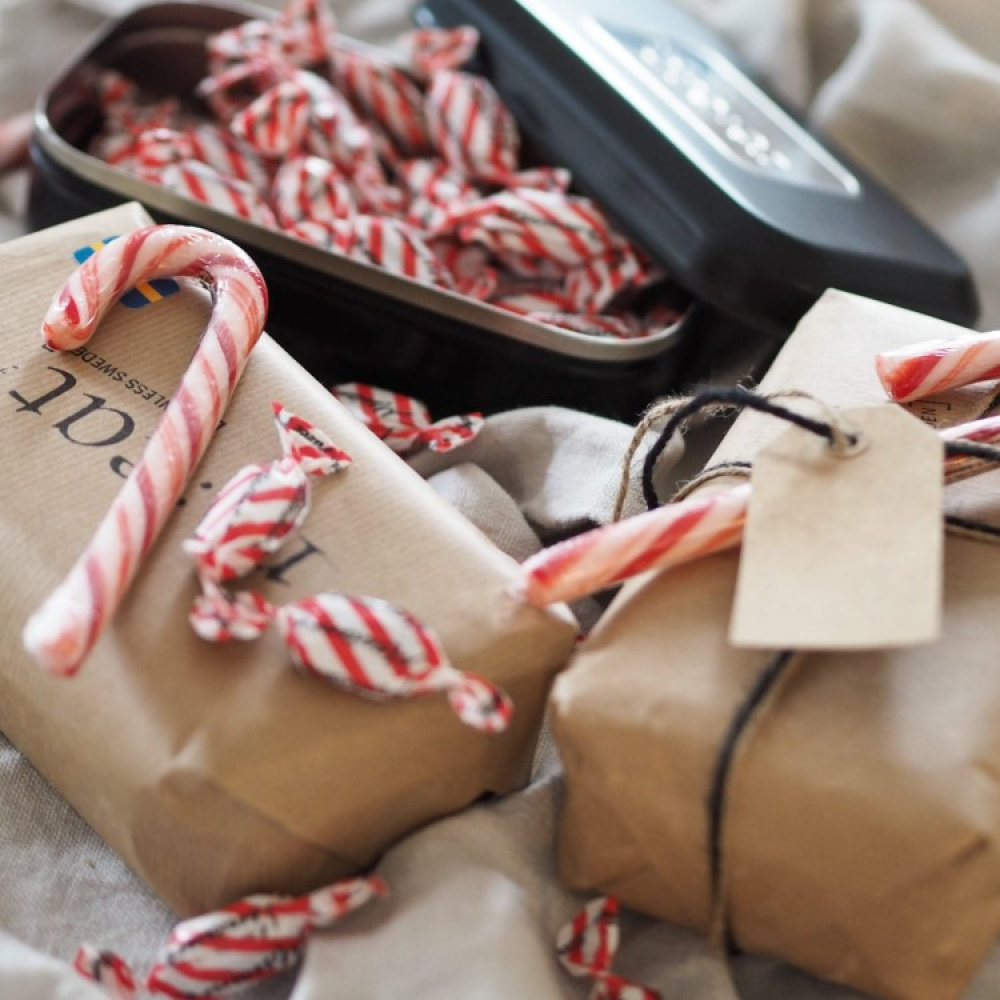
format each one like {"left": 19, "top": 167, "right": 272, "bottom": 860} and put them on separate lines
{"left": 551, "top": 289, "right": 1000, "bottom": 1000}
{"left": 0, "top": 203, "right": 577, "bottom": 915}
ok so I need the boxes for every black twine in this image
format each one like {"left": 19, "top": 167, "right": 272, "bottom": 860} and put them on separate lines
{"left": 641, "top": 387, "right": 859, "bottom": 511}
{"left": 707, "top": 649, "right": 798, "bottom": 954}
{"left": 640, "top": 388, "right": 1000, "bottom": 511}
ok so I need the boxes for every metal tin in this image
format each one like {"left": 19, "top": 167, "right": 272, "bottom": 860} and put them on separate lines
{"left": 28, "top": 0, "right": 703, "bottom": 421}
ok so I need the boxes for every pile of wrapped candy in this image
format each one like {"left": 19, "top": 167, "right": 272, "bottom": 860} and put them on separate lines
{"left": 87, "top": 0, "right": 684, "bottom": 341}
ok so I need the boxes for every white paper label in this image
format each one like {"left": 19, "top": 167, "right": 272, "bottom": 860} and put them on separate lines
{"left": 730, "top": 406, "right": 943, "bottom": 649}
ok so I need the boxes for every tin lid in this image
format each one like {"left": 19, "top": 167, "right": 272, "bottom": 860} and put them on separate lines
{"left": 416, "top": 0, "right": 979, "bottom": 334}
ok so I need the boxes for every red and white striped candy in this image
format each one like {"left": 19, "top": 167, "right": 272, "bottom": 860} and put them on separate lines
{"left": 286, "top": 217, "right": 359, "bottom": 253}
{"left": 397, "top": 157, "right": 481, "bottom": 229}
{"left": 229, "top": 75, "right": 320, "bottom": 158}
{"left": 534, "top": 311, "right": 649, "bottom": 340}
{"left": 519, "top": 412, "right": 1000, "bottom": 607}
{"left": 274, "top": 0, "right": 337, "bottom": 69}
{"left": 517, "top": 483, "right": 752, "bottom": 606}
{"left": 556, "top": 897, "right": 661, "bottom": 1000}
{"left": 331, "top": 46, "right": 432, "bottom": 156}
{"left": 183, "top": 124, "right": 272, "bottom": 191}
{"left": 440, "top": 189, "right": 622, "bottom": 268}
{"left": 489, "top": 290, "right": 577, "bottom": 316}
{"left": 346, "top": 160, "right": 407, "bottom": 216}
{"left": 132, "top": 126, "right": 271, "bottom": 193}
{"left": 184, "top": 401, "right": 351, "bottom": 584}
{"left": 405, "top": 25, "right": 480, "bottom": 80}
{"left": 90, "top": 103, "right": 183, "bottom": 170}
{"left": 875, "top": 329, "right": 1000, "bottom": 402}
{"left": 331, "top": 382, "right": 484, "bottom": 454}
{"left": 425, "top": 70, "right": 520, "bottom": 183}
{"left": 196, "top": 56, "right": 291, "bottom": 124}
{"left": 207, "top": 18, "right": 282, "bottom": 77}
{"left": 341, "top": 216, "right": 451, "bottom": 286}
{"left": 189, "top": 581, "right": 276, "bottom": 642}
{"left": 273, "top": 155, "right": 356, "bottom": 227}
{"left": 146, "top": 875, "right": 386, "bottom": 998}
{"left": 74, "top": 946, "right": 138, "bottom": 1000}
{"left": 429, "top": 239, "right": 499, "bottom": 299}
{"left": 93, "top": 68, "right": 139, "bottom": 117}
{"left": 564, "top": 246, "right": 647, "bottom": 314}
{"left": 504, "top": 165, "right": 573, "bottom": 193}
{"left": 206, "top": 0, "right": 335, "bottom": 77}
{"left": 489, "top": 248, "right": 567, "bottom": 282}
{"left": 275, "top": 592, "right": 514, "bottom": 732}
{"left": 160, "top": 161, "right": 278, "bottom": 228}
{"left": 22, "top": 225, "right": 268, "bottom": 676}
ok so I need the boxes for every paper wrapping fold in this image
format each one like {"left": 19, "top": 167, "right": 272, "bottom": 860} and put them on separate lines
{"left": 0, "top": 203, "right": 577, "bottom": 916}
{"left": 551, "top": 289, "right": 1000, "bottom": 1000}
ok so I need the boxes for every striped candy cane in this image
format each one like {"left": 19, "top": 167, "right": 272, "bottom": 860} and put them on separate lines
{"left": 518, "top": 482, "right": 752, "bottom": 606}
{"left": 875, "top": 329, "right": 1000, "bottom": 402}
{"left": 22, "top": 226, "right": 268, "bottom": 676}
{"left": 517, "top": 412, "right": 1000, "bottom": 606}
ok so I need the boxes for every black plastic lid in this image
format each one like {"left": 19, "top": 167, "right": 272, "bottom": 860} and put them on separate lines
{"left": 416, "top": 0, "right": 979, "bottom": 335}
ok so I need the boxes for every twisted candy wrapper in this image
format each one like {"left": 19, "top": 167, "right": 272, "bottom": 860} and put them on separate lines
{"left": 76, "top": 876, "right": 386, "bottom": 999}
{"left": 160, "top": 161, "right": 278, "bottom": 229}
{"left": 406, "top": 25, "right": 480, "bottom": 80}
{"left": 557, "top": 897, "right": 661, "bottom": 1000}
{"left": 190, "top": 582, "right": 277, "bottom": 643}
{"left": 331, "top": 45, "right": 432, "bottom": 156}
{"left": 272, "top": 155, "right": 356, "bottom": 227}
{"left": 436, "top": 187, "right": 624, "bottom": 268}
{"left": 206, "top": 0, "right": 336, "bottom": 79}
{"left": 185, "top": 401, "right": 351, "bottom": 585}
{"left": 331, "top": 382, "right": 483, "bottom": 454}
{"left": 185, "top": 402, "right": 350, "bottom": 640}
{"left": 131, "top": 126, "right": 271, "bottom": 192}
{"left": 424, "top": 69, "right": 520, "bottom": 183}
{"left": 276, "top": 592, "right": 515, "bottom": 732}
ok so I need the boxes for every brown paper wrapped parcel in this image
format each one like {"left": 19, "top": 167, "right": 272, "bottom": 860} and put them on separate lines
{"left": 551, "top": 289, "right": 1000, "bottom": 1000}
{"left": 0, "top": 204, "right": 577, "bottom": 916}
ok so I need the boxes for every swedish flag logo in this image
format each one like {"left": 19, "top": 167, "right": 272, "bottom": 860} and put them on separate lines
{"left": 74, "top": 237, "right": 180, "bottom": 308}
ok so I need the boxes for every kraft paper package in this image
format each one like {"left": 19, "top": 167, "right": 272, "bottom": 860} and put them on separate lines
{"left": 0, "top": 203, "right": 577, "bottom": 916}
{"left": 550, "top": 289, "right": 1000, "bottom": 1000}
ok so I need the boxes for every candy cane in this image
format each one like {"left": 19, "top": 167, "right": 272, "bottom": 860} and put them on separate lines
{"left": 22, "top": 225, "right": 268, "bottom": 676}
{"left": 875, "top": 329, "right": 1000, "bottom": 402}
{"left": 516, "top": 413, "right": 1000, "bottom": 606}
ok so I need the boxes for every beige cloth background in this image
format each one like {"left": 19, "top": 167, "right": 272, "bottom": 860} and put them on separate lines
{"left": 2, "top": 0, "right": 1000, "bottom": 997}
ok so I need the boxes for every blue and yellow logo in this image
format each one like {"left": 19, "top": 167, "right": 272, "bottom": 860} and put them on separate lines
{"left": 73, "top": 237, "right": 180, "bottom": 308}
